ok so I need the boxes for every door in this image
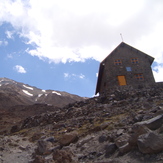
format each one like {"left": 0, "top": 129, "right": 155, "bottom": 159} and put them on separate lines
{"left": 117, "top": 76, "right": 127, "bottom": 86}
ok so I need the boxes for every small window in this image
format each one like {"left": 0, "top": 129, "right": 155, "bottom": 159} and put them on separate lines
{"left": 114, "top": 59, "right": 122, "bottom": 65}
{"left": 131, "top": 58, "right": 139, "bottom": 64}
{"left": 135, "top": 74, "right": 144, "bottom": 80}
{"left": 126, "top": 67, "right": 132, "bottom": 71}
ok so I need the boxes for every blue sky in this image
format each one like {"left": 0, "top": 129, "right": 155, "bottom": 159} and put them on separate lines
{"left": 0, "top": 22, "right": 99, "bottom": 96}
{"left": 0, "top": 0, "right": 163, "bottom": 97}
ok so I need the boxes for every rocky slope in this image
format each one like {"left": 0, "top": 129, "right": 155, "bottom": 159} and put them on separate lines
{"left": 0, "top": 77, "right": 85, "bottom": 135}
{"left": 1, "top": 83, "right": 163, "bottom": 162}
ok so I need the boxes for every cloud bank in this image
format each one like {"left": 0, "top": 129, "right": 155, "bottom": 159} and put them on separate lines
{"left": 0, "top": 0, "right": 163, "bottom": 81}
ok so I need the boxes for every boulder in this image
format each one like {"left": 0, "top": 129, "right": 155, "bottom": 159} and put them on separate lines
{"left": 98, "top": 135, "right": 108, "bottom": 143}
{"left": 10, "top": 125, "right": 19, "bottom": 133}
{"left": 115, "top": 133, "right": 132, "bottom": 153}
{"left": 157, "top": 124, "right": 163, "bottom": 133}
{"left": 137, "top": 131, "right": 163, "bottom": 154}
{"left": 136, "top": 114, "right": 163, "bottom": 130}
{"left": 105, "top": 143, "right": 117, "bottom": 157}
{"left": 118, "top": 143, "right": 131, "bottom": 154}
{"left": 77, "top": 136, "right": 94, "bottom": 147}
{"left": 116, "top": 129, "right": 125, "bottom": 136}
{"left": 36, "top": 139, "right": 53, "bottom": 155}
{"left": 59, "top": 132, "right": 78, "bottom": 146}
{"left": 53, "top": 149, "right": 75, "bottom": 163}
{"left": 115, "top": 133, "right": 130, "bottom": 147}
{"left": 129, "top": 124, "right": 150, "bottom": 146}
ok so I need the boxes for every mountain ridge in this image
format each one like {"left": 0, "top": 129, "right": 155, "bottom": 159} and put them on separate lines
{"left": 0, "top": 77, "right": 85, "bottom": 108}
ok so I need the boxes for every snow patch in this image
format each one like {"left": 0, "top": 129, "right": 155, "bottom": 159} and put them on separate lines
{"left": 35, "top": 94, "right": 42, "bottom": 101}
{"left": 42, "top": 90, "right": 46, "bottom": 92}
{"left": 22, "top": 90, "right": 33, "bottom": 96}
{"left": 0, "top": 84, "right": 1, "bottom": 86}
{"left": 52, "top": 91, "right": 61, "bottom": 96}
{"left": 23, "top": 85, "right": 33, "bottom": 90}
{"left": 38, "top": 94, "right": 43, "bottom": 97}
{"left": 93, "top": 93, "right": 99, "bottom": 97}
{"left": 45, "top": 94, "right": 48, "bottom": 96}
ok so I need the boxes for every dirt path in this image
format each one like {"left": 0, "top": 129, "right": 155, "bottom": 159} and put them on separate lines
{"left": 0, "top": 135, "right": 36, "bottom": 163}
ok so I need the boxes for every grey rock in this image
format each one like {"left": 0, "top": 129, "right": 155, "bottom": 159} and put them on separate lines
{"left": 116, "top": 129, "right": 125, "bottom": 136}
{"left": 45, "top": 137, "right": 56, "bottom": 143}
{"left": 98, "top": 135, "right": 108, "bottom": 143}
{"left": 136, "top": 114, "right": 163, "bottom": 130}
{"left": 77, "top": 136, "right": 94, "bottom": 147}
{"left": 105, "top": 143, "right": 117, "bottom": 157}
{"left": 129, "top": 124, "right": 150, "bottom": 146}
{"left": 36, "top": 140, "right": 53, "bottom": 155}
{"left": 137, "top": 131, "right": 163, "bottom": 154}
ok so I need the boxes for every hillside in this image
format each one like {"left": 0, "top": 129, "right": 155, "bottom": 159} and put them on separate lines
{"left": 0, "top": 80, "right": 163, "bottom": 162}
{"left": 0, "top": 77, "right": 84, "bottom": 109}
{"left": 0, "top": 77, "right": 85, "bottom": 135}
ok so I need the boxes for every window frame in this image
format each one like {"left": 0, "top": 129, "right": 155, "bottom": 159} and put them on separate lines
{"left": 114, "top": 59, "right": 122, "bottom": 65}
{"left": 135, "top": 73, "right": 144, "bottom": 81}
{"left": 131, "top": 58, "right": 139, "bottom": 64}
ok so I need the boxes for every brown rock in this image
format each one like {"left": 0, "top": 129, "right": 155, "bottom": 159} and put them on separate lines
{"left": 137, "top": 131, "right": 163, "bottom": 154}
{"left": 59, "top": 132, "right": 78, "bottom": 146}
{"left": 32, "top": 155, "right": 45, "bottom": 163}
{"left": 115, "top": 133, "right": 130, "bottom": 147}
{"left": 53, "top": 149, "right": 76, "bottom": 163}
{"left": 118, "top": 142, "right": 131, "bottom": 154}
{"left": 29, "top": 133, "right": 44, "bottom": 142}
{"left": 115, "top": 133, "right": 132, "bottom": 153}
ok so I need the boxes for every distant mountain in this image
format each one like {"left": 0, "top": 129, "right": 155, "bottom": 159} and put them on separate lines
{"left": 0, "top": 77, "right": 85, "bottom": 109}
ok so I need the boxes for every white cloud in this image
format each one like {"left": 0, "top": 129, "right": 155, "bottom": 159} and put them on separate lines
{"left": 0, "top": 40, "right": 8, "bottom": 46}
{"left": 14, "top": 65, "right": 27, "bottom": 73}
{"left": 64, "top": 73, "right": 85, "bottom": 80}
{"left": 79, "top": 74, "right": 85, "bottom": 79}
{"left": 1, "top": 0, "right": 163, "bottom": 81}
{"left": 64, "top": 73, "right": 69, "bottom": 78}
{"left": 153, "top": 64, "right": 163, "bottom": 82}
{"left": 5, "top": 30, "right": 14, "bottom": 39}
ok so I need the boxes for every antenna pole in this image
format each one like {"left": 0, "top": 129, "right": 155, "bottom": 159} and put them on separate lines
{"left": 120, "top": 33, "right": 124, "bottom": 42}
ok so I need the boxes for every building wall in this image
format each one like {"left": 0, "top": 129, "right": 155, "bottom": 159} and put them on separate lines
{"left": 99, "top": 44, "right": 155, "bottom": 94}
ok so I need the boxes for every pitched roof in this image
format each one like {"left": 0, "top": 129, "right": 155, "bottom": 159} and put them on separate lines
{"left": 95, "top": 42, "right": 154, "bottom": 94}
{"left": 102, "top": 42, "right": 154, "bottom": 64}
